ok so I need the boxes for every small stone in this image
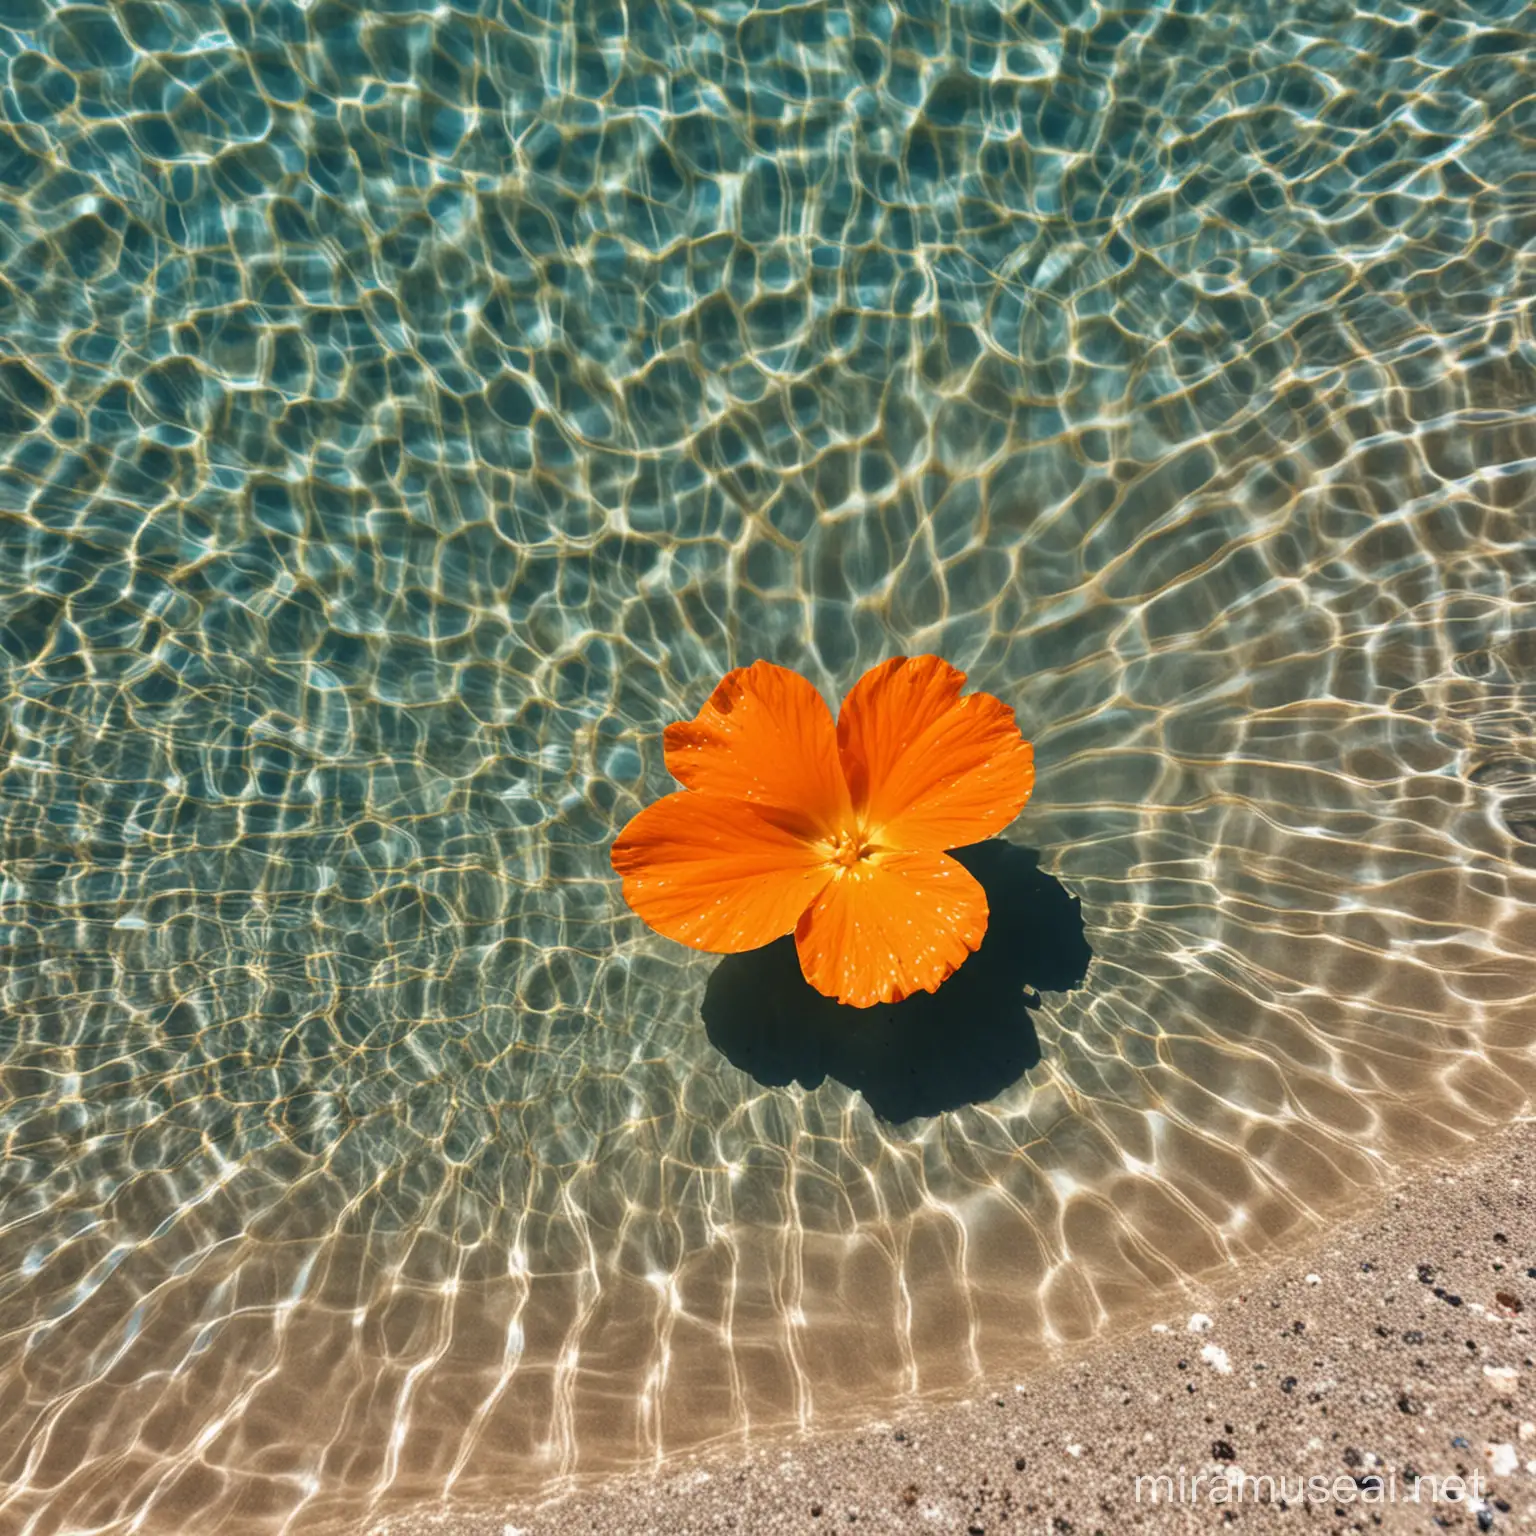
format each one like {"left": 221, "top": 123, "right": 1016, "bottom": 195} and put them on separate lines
{"left": 1485, "top": 1444, "right": 1518, "bottom": 1477}
{"left": 1201, "top": 1343, "right": 1233, "bottom": 1375}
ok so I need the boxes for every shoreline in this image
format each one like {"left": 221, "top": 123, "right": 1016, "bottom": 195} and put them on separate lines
{"left": 374, "top": 1112, "right": 1536, "bottom": 1535}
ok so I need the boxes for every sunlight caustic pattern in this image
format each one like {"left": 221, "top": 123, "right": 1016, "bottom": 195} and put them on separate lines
{"left": 611, "top": 655, "right": 1035, "bottom": 1005}
{"left": 1, "top": 0, "right": 1536, "bottom": 1530}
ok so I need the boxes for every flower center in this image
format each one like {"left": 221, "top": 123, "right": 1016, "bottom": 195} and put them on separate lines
{"left": 827, "top": 828, "right": 875, "bottom": 871}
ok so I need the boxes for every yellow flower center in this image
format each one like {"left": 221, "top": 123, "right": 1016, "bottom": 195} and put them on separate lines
{"left": 827, "top": 827, "right": 876, "bottom": 871}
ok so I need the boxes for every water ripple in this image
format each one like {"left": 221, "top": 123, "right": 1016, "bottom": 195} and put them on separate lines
{"left": 2, "top": 0, "right": 1536, "bottom": 1530}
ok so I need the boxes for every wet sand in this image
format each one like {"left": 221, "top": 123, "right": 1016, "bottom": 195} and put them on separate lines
{"left": 374, "top": 1114, "right": 1536, "bottom": 1536}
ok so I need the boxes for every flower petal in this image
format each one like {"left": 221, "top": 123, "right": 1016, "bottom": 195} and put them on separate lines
{"left": 837, "top": 654, "right": 1035, "bottom": 851}
{"left": 663, "top": 661, "right": 850, "bottom": 838}
{"left": 612, "top": 791, "right": 832, "bottom": 953}
{"left": 793, "top": 848, "right": 988, "bottom": 1007}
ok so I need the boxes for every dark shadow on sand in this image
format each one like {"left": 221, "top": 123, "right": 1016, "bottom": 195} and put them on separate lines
{"left": 702, "top": 840, "right": 1091, "bottom": 1123}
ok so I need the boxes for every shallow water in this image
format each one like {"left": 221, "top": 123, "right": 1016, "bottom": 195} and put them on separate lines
{"left": 3, "top": 0, "right": 1536, "bottom": 1529}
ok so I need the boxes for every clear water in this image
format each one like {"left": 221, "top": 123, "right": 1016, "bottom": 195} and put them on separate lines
{"left": 3, "top": 0, "right": 1535, "bottom": 1529}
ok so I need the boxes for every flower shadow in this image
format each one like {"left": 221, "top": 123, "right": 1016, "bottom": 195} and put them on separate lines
{"left": 701, "top": 840, "right": 1090, "bottom": 1124}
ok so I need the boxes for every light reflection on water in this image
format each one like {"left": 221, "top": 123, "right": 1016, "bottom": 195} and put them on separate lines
{"left": 2, "top": 0, "right": 1535, "bottom": 1529}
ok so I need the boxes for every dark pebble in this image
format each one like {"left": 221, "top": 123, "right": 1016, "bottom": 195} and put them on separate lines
{"left": 1398, "top": 1394, "right": 1422, "bottom": 1414}
{"left": 1212, "top": 1440, "right": 1236, "bottom": 1462}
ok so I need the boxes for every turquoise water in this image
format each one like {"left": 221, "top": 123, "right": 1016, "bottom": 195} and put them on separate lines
{"left": 3, "top": 0, "right": 1536, "bottom": 1529}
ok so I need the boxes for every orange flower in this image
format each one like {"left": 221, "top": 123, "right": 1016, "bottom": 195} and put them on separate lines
{"left": 610, "top": 656, "right": 1036, "bottom": 1007}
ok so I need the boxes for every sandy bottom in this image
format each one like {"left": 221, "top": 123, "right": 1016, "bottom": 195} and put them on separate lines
{"left": 373, "top": 1115, "right": 1536, "bottom": 1535}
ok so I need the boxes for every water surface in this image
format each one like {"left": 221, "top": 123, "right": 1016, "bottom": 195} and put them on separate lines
{"left": 3, "top": 0, "right": 1536, "bottom": 1530}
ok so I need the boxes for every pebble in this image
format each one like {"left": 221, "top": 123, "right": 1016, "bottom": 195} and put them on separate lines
{"left": 1483, "top": 1365, "right": 1519, "bottom": 1392}
{"left": 1187, "top": 1313, "right": 1214, "bottom": 1334}
{"left": 1201, "top": 1343, "right": 1233, "bottom": 1375}
{"left": 1485, "top": 1444, "right": 1518, "bottom": 1477}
